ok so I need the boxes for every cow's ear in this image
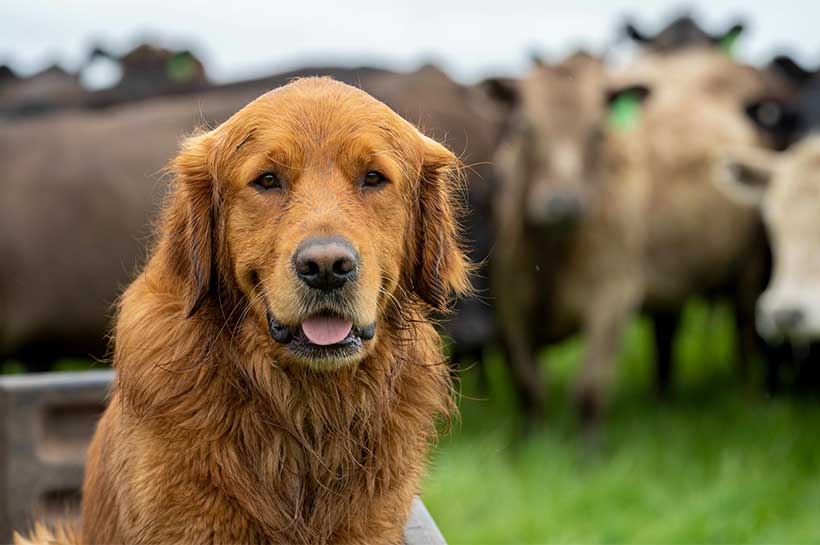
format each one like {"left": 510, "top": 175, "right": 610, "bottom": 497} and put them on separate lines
{"left": 622, "top": 20, "right": 650, "bottom": 44}
{"left": 769, "top": 55, "right": 813, "bottom": 87}
{"left": 717, "top": 148, "right": 779, "bottom": 207}
{"left": 606, "top": 84, "right": 651, "bottom": 107}
{"left": 605, "top": 84, "right": 651, "bottom": 131}
{"left": 481, "top": 77, "right": 520, "bottom": 108}
{"left": 529, "top": 49, "right": 547, "bottom": 68}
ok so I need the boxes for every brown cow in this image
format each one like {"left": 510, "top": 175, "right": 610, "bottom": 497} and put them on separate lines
{"left": 85, "top": 43, "right": 210, "bottom": 105}
{"left": 0, "top": 44, "right": 211, "bottom": 120}
{"left": 0, "top": 65, "right": 501, "bottom": 371}
{"left": 0, "top": 65, "right": 87, "bottom": 118}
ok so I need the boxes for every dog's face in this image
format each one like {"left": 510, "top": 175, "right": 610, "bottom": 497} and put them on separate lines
{"left": 167, "top": 78, "right": 469, "bottom": 369}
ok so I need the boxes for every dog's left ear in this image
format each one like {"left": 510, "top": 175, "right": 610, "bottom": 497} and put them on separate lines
{"left": 166, "top": 131, "right": 218, "bottom": 317}
{"left": 411, "top": 135, "right": 472, "bottom": 311}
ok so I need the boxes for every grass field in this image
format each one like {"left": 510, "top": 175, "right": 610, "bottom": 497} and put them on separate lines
{"left": 424, "top": 301, "right": 820, "bottom": 544}
{"left": 3, "top": 300, "right": 818, "bottom": 543}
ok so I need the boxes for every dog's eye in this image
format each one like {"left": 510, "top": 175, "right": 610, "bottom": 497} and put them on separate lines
{"left": 362, "top": 171, "right": 389, "bottom": 189}
{"left": 253, "top": 172, "right": 282, "bottom": 190}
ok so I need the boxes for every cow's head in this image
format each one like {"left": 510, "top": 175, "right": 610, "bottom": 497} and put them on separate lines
{"left": 719, "top": 137, "right": 820, "bottom": 341}
{"left": 487, "top": 53, "right": 647, "bottom": 230}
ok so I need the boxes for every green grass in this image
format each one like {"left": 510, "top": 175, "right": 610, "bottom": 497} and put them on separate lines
{"left": 423, "top": 301, "right": 820, "bottom": 544}
{"left": 1, "top": 358, "right": 100, "bottom": 375}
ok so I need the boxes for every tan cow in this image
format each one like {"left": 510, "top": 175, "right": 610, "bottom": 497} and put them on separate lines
{"left": 720, "top": 136, "right": 820, "bottom": 341}
{"left": 491, "top": 50, "right": 776, "bottom": 424}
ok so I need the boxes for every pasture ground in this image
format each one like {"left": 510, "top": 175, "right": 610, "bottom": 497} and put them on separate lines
{"left": 424, "top": 300, "right": 820, "bottom": 544}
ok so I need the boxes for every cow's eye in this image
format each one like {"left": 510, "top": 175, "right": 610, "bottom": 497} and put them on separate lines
{"left": 362, "top": 171, "right": 389, "bottom": 189}
{"left": 253, "top": 172, "right": 282, "bottom": 190}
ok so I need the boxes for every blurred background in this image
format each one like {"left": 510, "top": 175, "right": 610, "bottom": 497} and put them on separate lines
{"left": 2, "top": 1, "right": 820, "bottom": 543}
{"left": 4, "top": 0, "right": 820, "bottom": 83}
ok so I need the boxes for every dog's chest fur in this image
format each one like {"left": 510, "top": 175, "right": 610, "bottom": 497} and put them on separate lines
{"left": 102, "top": 310, "right": 449, "bottom": 545}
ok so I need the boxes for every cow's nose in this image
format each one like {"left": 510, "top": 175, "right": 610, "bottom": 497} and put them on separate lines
{"left": 543, "top": 193, "right": 583, "bottom": 224}
{"left": 531, "top": 193, "right": 584, "bottom": 226}
{"left": 293, "top": 237, "right": 358, "bottom": 291}
{"left": 771, "top": 307, "right": 805, "bottom": 332}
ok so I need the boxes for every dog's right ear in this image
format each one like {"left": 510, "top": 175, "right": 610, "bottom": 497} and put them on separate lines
{"left": 166, "top": 132, "right": 217, "bottom": 317}
{"left": 410, "top": 135, "right": 472, "bottom": 312}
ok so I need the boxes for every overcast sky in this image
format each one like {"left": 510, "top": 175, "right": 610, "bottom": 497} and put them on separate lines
{"left": 2, "top": 0, "right": 818, "bottom": 84}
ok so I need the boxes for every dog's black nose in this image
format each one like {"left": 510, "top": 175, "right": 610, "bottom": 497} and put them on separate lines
{"left": 293, "top": 237, "right": 358, "bottom": 291}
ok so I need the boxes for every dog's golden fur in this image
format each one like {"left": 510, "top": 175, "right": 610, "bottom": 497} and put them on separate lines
{"left": 16, "top": 78, "right": 468, "bottom": 545}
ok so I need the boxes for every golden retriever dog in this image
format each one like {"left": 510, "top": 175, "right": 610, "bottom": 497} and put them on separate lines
{"left": 16, "top": 77, "right": 469, "bottom": 545}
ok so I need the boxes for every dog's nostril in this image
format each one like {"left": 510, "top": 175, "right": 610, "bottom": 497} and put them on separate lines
{"left": 306, "top": 261, "right": 320, "bottom": 277}
{"left": 333, "top": 257, "right": 354, "bottom": 276}
{"left": 293, "top": 237, "right": 359, "bottom": 291}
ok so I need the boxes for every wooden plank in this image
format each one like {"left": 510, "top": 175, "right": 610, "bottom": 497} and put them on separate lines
{"left": 405, "top": 497, "right": 448, "bottom": 545}
{"left": 0, "top": 371, "right": 112, "bottom": 542}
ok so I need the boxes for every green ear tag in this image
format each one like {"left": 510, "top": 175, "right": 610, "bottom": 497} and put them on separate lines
{"left": 608, "top": 92, "right": 642, "bottom": 132}
{"left": 719, "top": 27, "right": 743, "bottom": 58}
{"left": 166, "top": 53, "right": 196, "bottom": 83}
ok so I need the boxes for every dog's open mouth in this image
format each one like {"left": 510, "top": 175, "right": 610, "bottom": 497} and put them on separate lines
{"left": 266, "top": 311, "right": 375, "bottom": 362}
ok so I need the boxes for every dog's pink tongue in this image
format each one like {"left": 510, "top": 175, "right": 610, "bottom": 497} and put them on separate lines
{"left": 301, "top": 317, "right": 353, "bottom": 346}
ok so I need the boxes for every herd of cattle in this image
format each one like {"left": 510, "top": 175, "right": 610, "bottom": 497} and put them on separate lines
{"left": 2, "top": 16, "right": 820, "bottom": 425}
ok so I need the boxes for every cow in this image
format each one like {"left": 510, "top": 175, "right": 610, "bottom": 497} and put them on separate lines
{"left": 489, "top": 49, "right": 779, "bottom": 426}
{"left": 0, "top": 64, "right": 17, "bottom": 84}
{"left": 0, "top": 65, "right": 501, "bottom": 372}
{"left": 0, "top": 64, "right": 87, "bottom": 119}
{"left": 84, "top": 43, "right": 210, "bottom": 106}
{"left": 0, "top": 44, "right": 212, "bottom": 120}
{"left": 719, "top": 72, "right": 820, "bottom": 387}
{"left": 720, "top": 137, "right": 820, "bottom": 341}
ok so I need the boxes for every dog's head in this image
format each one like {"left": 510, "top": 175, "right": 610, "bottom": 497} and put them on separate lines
{"left": 164, "top": 78, "right": 469, "bottom": 369}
